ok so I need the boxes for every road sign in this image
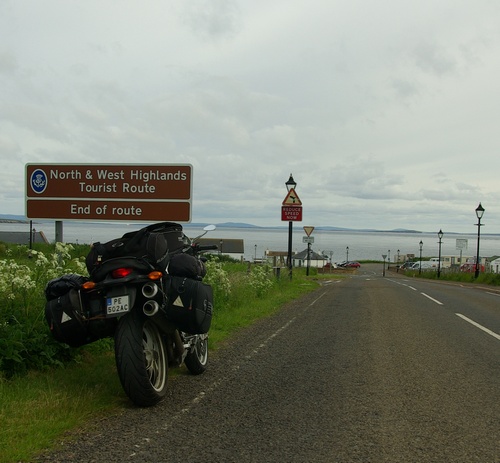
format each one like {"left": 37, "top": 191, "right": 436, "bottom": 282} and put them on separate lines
{"left": 282, "top": 188, "right": 302, "bottom": 206}
{"left": 303, "top": 236, "right": 314, "bottom": 243}
{"left": 303, "top": 226, "right": 314, "bottom": 236}
{"left": 281, "top": 205, "right": 302, "bottom": 221}
{"left": 26, "top": 164, "right": 192, "bottom": 222}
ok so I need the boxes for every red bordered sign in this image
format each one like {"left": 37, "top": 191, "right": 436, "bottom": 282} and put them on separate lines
{"left": 281, "top": 205, "right": 302, "bottom": 221}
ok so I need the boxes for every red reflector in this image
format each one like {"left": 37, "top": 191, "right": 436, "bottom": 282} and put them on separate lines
{"left": 112, "top": 268, "right": 133, "bottom": 279}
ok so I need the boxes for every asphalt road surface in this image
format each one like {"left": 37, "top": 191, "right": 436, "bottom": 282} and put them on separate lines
{"left": 37, "top": 264, "right": 500, "bottom": 462}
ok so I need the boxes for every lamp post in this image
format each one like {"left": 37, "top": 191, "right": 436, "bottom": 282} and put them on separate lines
{"left": 397, "top": 249, "right": 400, "bottom": 273}
{"left": 437, "top": 229, "right": 443, "bottom": 278}
{"left": 285, "top": 174, "right": 297, "bottom": 280}
{"left": 419, "top": 240, "right": 423, "bottom": 275}
{"left": 475, "top": 203, "right": 485, "bottom": 278}
{"left": 346, "top": 246, "right": 349, "bottom": 262}
{"left": 382, "top": 254, "right": 387, "bottom": 277}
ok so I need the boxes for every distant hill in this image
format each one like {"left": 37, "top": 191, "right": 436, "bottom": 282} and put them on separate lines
{"left": 0, "top": 214, "right": 28, "bottom": 223}
{"left": 1, "top": 214, "right": 485, "bottom": 235}
{"left": 215, "top": 222, "right": 262, "bottom": 229}
{"left": 0, "top": 215, "right": 422, "bottom": 233}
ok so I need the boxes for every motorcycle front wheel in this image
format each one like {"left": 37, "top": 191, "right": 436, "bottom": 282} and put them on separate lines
{"left": 114, "top": 311, "right": 168, "bottom": 407}
{"left": 184, "top": 334, "right": 208, "bottom": 375}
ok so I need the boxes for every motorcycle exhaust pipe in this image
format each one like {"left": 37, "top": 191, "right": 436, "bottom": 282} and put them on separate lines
{"left": 143, "top": 300, "right": 160, "bottom": 316}
{"left": 142, "top": 282, "right": 159, "bottom": 298}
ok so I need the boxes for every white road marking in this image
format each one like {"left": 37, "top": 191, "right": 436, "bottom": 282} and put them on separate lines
{"left": 456, "top": 313, "right": 500, "bottom": 341}
{"left": 387, "top": 279, "right": 417, "bottom": 291}
{"left": 310, "top": 291, "right": 327, "bottom": 306}
{"left": 421, "top": 292, "right": 443, "bottom": 305}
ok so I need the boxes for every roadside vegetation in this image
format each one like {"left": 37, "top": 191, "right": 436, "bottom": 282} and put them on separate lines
{"left": 386, "top": 260, "right": 500, "bottom": 285}
{"left": 402, "top": 268, "right": 500, "bottom": 284}
{"left": 0, "top": 241, "right": 339, "bottom": 463}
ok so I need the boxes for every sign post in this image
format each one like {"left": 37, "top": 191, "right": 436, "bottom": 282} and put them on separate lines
{"left": 26, "top": 164, "right": 192, "bottom": 221}
{"left": 26, "top": 163, "right": 192, "bottom": 241}
{"left": 456, "top": 238, "right": 468, "bottom": 267}
{"left": 282, "top": 175, "right": 302, "bottom": 279}
{"left": 303, "top": 226, "right": 314, "bottom": 276}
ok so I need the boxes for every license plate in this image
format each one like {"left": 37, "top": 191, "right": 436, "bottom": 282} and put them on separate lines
{"left": 106, "top": 295, "right": 130, "bottom": 315}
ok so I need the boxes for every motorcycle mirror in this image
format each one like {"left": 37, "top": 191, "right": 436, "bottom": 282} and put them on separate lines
{"left": 192, "top": 224, "right": 216, "bottom": 242}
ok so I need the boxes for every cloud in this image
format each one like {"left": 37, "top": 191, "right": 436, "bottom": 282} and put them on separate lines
{"left": 1, "top": 0, "right": 500, "bottom": 233}
{"left": 181, "top": 0, "right": 241, "bottom": 40}
{"left": 0, "top": 52, "right": 17, "bottom": 74}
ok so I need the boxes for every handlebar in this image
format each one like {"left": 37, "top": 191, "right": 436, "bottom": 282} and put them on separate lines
{"left": 183, "top": 243, "right": 219, "bottom": 255}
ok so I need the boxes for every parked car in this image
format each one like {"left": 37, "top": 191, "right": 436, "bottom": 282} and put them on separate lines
{"left": 460, "top": 263, "right": 485, "bottom": 273}
{"left": 399, "top": 261, "right": 415, "bottom": 270}
{"left": 345, "top": 261, "right": 361, "bottom": 268}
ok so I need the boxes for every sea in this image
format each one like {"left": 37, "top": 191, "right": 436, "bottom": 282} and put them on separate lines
{"left": 2, "top": 221, "right": 499, "bottom": 263}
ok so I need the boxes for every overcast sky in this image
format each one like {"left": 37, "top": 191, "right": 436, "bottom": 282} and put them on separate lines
{"left": 1, "top": 0, "right": 499, "bottom": 233}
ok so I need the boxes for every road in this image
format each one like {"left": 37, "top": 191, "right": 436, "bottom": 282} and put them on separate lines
{"left": 37, "top": 265, "right": 500, "bottom": 462}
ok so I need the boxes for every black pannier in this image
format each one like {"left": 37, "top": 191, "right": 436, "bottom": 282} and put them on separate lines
{"left": 45, "top": 274, "right": 89, "bottom": 347}
{"left": 45, "top": 274, "right": 117, "bottom": 347}
{"left": 164, "top": 276, "right": 213, "bottom": 334}
{"left": 45, "top": 273, "right": 88, "bottom": 300}
{"left": 86, "top": 222, "right": 185, "bottom": 274}
{"left": 167, "top": 253, "right": 206, "bottom": 279}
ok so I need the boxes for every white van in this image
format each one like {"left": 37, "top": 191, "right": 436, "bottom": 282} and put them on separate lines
{"left": 411, "top": 261, "right": 438, "bottom": 270}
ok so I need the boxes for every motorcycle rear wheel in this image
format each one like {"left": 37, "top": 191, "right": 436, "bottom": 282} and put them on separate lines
{"left": 114, "top": 311, "right": 168, "bottom": 407}
{"left": 184, "top": 334, "right": 208, "bottom": 375}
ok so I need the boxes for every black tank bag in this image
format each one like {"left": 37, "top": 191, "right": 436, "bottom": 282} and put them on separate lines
{"left": 86, "top": 222, "right": 185, "bottom": 274}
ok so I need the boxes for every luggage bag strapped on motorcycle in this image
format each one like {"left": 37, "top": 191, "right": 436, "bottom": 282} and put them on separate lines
{"left": 86, "top": 221, "right": 185, "bottom": 274}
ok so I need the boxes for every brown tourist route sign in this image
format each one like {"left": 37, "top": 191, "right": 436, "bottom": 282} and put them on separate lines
{"left": 26, "top": 164, "right": 192, "bottom": 222}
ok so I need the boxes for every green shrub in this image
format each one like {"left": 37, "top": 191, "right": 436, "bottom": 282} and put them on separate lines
{"left": 0, "top": 243, "right": 88, "bottom": 378}
{"left": 247, "top": 264, "right": 274, "bottom": 297}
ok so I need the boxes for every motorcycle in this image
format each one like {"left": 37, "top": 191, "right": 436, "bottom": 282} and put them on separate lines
{"left": 44, "top": 222, "right": 218, "bottom": 407}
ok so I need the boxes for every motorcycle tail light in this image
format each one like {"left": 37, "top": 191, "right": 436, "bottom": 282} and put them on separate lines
{"left": 112, "top": 267, "right": 133, "bottom": 279}
{"left": 148, "top": 271, "right": 163, "bottom": 280}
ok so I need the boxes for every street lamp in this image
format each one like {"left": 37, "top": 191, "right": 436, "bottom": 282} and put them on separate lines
{"left": 437, "top": 229, "right": 443, "bottom": 278}
{"left": 475, "top": 203, "right": 485, "bottom": 278}
{"left": 285, "top": 174, "right": 297, "bottom": 279}
{"left": 382, "top": 254, "right": 387, "bottom": 277}
{"left": 397, "top": 249, "right": 400, "bottom": 273}
{"left": 419, "top": 240, "right": 423, "bottom": 275}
